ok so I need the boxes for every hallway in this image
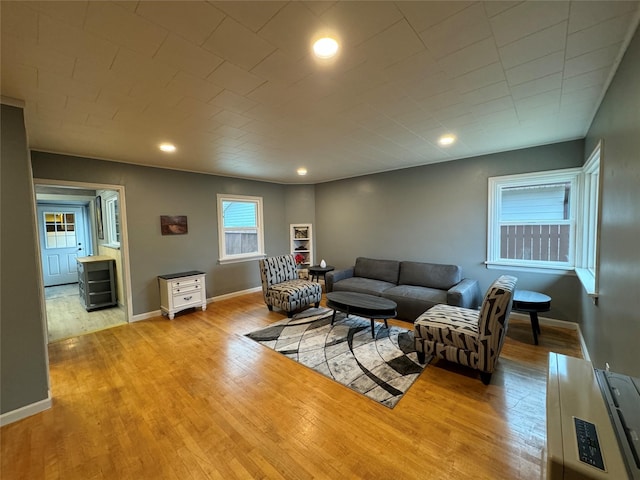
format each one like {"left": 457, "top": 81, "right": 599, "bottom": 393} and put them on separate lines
{"left": 45, "top": 283, "right": 126, "bottom": 342}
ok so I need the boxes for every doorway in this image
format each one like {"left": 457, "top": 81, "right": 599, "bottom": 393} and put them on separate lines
{"left": 34, "top": 181, "right": 132, "bottom": 343}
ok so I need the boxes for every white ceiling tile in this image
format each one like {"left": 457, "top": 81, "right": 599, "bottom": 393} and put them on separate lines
{"left": 568, "top": 1, "right": 640, "bottom": 34}
{"left": 38, "top": 70, "right": 99, "bottom": 103}
{"left": 381, "top": 50, "right": 439, "bottom": 83}
{"left": 165, "top": 72, "right": 223, "bottom": 103}
{"left": 566, "top": 15, "right": 633, "bottom": 59}
{"left": 514, "top": 89, "right": 561, "bottom": 111}
{"left": 483, "top": 2, "right": 523, "bottom": 18}
{"left": 154, "top": 34, "right": 223, "bottom": 79}
{"left": 210, "top": 90, "right": 258, "bottom": 113}
{"left": 65, "top": 97, "right": 118, "bottom": 120}
{"left": 510, "top": 72, "right": 562, "bottom": 100}
{"left": 562, "top": 67, "right": 609, "bottom": 93}
{"left": 211, "top": 110, "right": 252, "bottom": 129}
{"left": 499, "top": 22, "right": 567, "bottom": 69}
{"left": 29, "top": 1, "right": 88, "bottom": 27}
{"left": 2, "top": 37, "right": 75, "bottom": 78}
{"left": 469, "top": 96, "right": 515, "bottom": 117}
{"left": 396, "top": 1, "right": 474, "bottom": 33}
{"left": 38, "top": 14, "right": 119, "bottom": 69}
{"left": 564, "top": 43, "right": 623, "bottom": 78}
{"left": 257, "top": 2, "right": 325, "bottom": 60}
{"left": 437, "top": 38, "right": 500, "bottom": 78}
{"left": 561, "top": 85, "right": 602, "bottom": 107}
{"left": 452, "top": 62, "right": 506, "bottom": 93}
{"left": 351, "top": 20, "right": 424, "bottom": 69}
{"left": 212, "top": 1, "right": 286, "bottom": 33}
{"left": 490, "top": 1, "right": 569, "bottom": 46}
{"left": 111, "top": 48, "right": 178, "bottom": 90}
{"left": 319, "top": 1, "right": 403, "bottom": 47}
{"left": 84, "top": 1, "right": 167, "bottom": 57}
{"left": 420, "top": 3, "right": 492, "bottom": 59}
{"left": 505, "top": 51, "right": 564, "bottom": 86}
{"left": 0, "top": 62, "right": 38, "bottom": 99}
{"left": 73, "top": 58, "right": 135, "bottom": 96}
{"left": 250, "top": 50, "right": 314, "bottom": 86}
{"left": 135, "top": 1, "right": 224, "bottom": 46}
{"left": 203, "top": 17, "right": 276, "bottom": 71}
{"left": 0, "top": 1, "right": 38, "bottom": 44}
{"left": 207, "top": 62, "right": 265, "bottom": 96}
{"left": 460, "top": 81, "right": 511, "bottom": 105}
{"left": 474, "top": 106, "right": 519, "bottom": 126}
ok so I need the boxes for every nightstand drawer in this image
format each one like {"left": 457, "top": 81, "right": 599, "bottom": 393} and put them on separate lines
{"left": 172, "top": 289, "right": 204, "bottom": 308}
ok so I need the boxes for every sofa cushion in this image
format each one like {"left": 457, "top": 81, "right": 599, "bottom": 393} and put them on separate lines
{"left": 382, "top": 284, "right": 447, "bottom": 320}
{"left": 398, "top": 262, "right": 461, "bottom": 290}
{"left": 354, "top": 257, "right": 400, "bottom": 284}
{"left": 332, "top": 277, "right": 395, "bottom": 296}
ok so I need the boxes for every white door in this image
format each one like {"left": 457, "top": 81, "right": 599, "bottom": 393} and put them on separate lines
{"left": 38, "top": 205, "right": 89, "bottom": 286}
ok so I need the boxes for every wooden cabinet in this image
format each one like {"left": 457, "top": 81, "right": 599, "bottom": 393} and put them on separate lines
{"left": 290, "top": 224, "right": 313, "bottom": 275}
{"left": 77, "top": 256, "right": 117, "bottom": 311}
{"left": 158, "top": 271, "right": 207, "bottom": 319}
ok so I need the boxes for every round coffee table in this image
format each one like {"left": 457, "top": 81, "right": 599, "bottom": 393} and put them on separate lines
{"left": 512, "top": 290, "right": 551, "bottom": 345}
{"left": 326, "top": 291, "right": 397, "bottom": 338}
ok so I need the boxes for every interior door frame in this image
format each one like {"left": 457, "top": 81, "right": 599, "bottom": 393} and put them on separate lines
{"left": 33, "top": 178, "right": 133, "bottom": 324}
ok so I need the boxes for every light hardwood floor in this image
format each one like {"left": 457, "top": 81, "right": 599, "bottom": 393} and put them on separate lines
{"left": 1, "top": 292, "right": 582, "bottom": 479}
{"left": 45, "top": 283, "right": 126, "bottom": 343}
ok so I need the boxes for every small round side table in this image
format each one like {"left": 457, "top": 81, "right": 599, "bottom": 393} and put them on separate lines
{"left": 308, "top": 265, "right": 335, "bottom": 283}
{"left": 512, "top": 290, "right": 551, "bottom": 345}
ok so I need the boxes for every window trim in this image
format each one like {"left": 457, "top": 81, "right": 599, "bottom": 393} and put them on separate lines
{"left": 104, "top": 195, "right": 120, "bottom": 248}
{"left": 217, "top": 194, "right": 265, "bottom": 264}
{"left": 487, "top": 167, "right": 581, "bottom": 272}
{"left": 575, "top": 141, "right": 602, "bottom": 297}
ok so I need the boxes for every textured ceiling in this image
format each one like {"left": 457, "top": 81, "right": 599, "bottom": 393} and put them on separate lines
{"left": 2, "top": 1, "right": 639, "bottom": 184}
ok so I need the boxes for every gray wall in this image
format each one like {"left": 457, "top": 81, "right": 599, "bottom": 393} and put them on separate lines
{"left": 31, "top": 153, "right": 302, "bottom": 315}
{"left": 1, "top": 104, "right": 49, "bottom": 414}
{"left": 582, "top": 25, "right": 640, "bottom": 376}
{"left": 315, "top": 140, "right": 585, "bottom": 322}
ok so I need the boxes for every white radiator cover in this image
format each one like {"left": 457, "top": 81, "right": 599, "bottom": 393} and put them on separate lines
{"left": 547, "top": 353, "right": 630, "bottom": 480}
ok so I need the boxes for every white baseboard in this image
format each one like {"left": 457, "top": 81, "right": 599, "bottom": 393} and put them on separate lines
{"left": 0, "top": 391, "right": 52, "bottom": 427}
{"left": 130, "top": 287, "right": 263, "bottom": 322}
{"left": 510, "top": 312, "right": 590, "bottom": 361}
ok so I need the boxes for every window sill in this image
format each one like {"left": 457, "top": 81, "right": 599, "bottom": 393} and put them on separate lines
{"left": 102, "top": 243, "right": 120, "bottom": 250}
{"left": 485, "top": 261, "right": 574, "bottom": 275}
{"left": 218, "top": 254, "right": 266, "bottom": 265}
{"left": 575, "top": 268, "right": 598, "bottom": 298}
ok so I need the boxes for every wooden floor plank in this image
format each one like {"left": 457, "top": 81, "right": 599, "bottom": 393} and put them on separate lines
{"left": 1, "top": 292, "right": 582, "bottom": 479}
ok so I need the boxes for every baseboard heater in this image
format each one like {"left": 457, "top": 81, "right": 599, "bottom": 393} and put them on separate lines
{"left": 547, "top": 353, "right": 640, "bottom": 479}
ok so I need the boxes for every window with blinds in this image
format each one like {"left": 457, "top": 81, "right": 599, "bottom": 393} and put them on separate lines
{"left": 487, "top": 169, "right": 580, "bottom": 270}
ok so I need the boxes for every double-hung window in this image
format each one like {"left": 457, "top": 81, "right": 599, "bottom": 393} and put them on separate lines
{"left": 487, "top": 168, "right": 581, "bottom": 272}
{"left": 575, "top": 142, "right": 602, "bottom": 295}
{"left": 217, "top": 194, "right": 264, "bottom": 264}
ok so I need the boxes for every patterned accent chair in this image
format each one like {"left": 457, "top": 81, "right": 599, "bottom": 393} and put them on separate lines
{"left": 413, "top": 275, "right": 517, "bottom": 385}
{"left": 259, "top": 255, "right": 322, "bottom": 317}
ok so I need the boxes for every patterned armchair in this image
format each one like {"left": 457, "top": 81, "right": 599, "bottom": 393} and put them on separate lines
{"left": 258, "top": 255, "right": 322, "bottom": 317}
{"left": 413, "top": 275, "right": 517, "bottom": 384}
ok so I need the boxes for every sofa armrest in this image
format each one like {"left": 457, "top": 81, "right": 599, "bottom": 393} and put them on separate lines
{"left": 325, "top": 267, "right": 354, "bottom": 292}
{"left": 447, "top": 278, "right": 482, "bottom": 309}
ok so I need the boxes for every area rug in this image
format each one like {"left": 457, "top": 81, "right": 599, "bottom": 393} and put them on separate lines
{"left": 245, "top": 308, "right": 430, "bottom": 408}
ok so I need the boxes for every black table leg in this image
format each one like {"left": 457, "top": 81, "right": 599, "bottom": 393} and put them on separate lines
{"left": 529, "top": 312, "right": 540, "bottom": 345}
{"left": 331, "top": 309, "right": 336, "bottom": 325}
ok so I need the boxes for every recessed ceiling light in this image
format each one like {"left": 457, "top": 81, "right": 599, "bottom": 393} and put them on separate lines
{"left": 313, "top": 37, "right": 339, "bottom": 59}
{"left": 297, "top": 167, "right": 308, "bottom": 176}
{"left": 159, "top": 143, "right": 176, "bottom": 152}
{"left": 438, "top": 134, "right": 456, "bottom": 146}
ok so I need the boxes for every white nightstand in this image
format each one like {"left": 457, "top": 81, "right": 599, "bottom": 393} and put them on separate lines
{"left": 158, "top": 271, "right": 207, "bottom": 319}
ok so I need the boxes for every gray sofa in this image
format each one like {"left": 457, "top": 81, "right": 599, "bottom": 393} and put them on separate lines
{"left": 325, "top": 257, "right": 482, "bottom": 322}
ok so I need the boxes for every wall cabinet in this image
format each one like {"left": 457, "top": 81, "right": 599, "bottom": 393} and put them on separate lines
{"left": 77, "top": 256, "right": 117, "bottom": 311}
{"left": 290, "top": 224, "right": 313, "bottom": 273}
{"left": 158, "top": 271, "right": 207, "bottom": 319}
